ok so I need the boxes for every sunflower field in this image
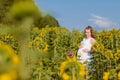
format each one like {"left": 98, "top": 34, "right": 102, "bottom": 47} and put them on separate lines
{"left": 0, "top": 20, "right": 120, "bottom": 80}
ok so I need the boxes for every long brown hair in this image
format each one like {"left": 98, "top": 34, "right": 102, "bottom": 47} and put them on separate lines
{"left": 84, "top": 26, "right": 95, "bottom": 38}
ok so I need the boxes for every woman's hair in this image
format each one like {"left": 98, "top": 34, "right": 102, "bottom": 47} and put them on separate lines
{"left": 84, "top": 26, "right": 95, "bottom": 38}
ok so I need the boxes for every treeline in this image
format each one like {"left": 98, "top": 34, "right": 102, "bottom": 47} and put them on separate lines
{"left": 0, "top": 0, "right": 59, "bottom": 28}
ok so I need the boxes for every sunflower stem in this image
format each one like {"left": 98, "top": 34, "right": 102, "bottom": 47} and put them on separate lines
{"left": 72, "top": 67, "right": 75, "bottom": 80}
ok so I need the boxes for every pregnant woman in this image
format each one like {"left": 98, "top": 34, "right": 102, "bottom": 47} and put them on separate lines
{"left": 77, "top": 26, "right": 96, "bottom": 65}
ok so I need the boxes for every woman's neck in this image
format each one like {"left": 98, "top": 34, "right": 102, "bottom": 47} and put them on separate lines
{"left": 86, "top": 36, "right": 92, "bottom": 39}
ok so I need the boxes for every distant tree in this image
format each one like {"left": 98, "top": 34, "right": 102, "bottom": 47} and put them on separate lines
{"left": 0, "top": 0, "right": 14, "bottom": 23}
{"left": 37, "top": 14, "right": 60, "bottom": 29}
{"left": 0, "top": 0, "right": 59, "bottom": 29}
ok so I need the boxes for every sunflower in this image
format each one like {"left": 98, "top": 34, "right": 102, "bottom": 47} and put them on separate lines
{"left": 0, "top": 41, "right": 19, "bottom": 80}
{"left": 28, "top": 37, "right": 48, "bottom": 51}
{"left": 118, "top": 71, "right": 120, "bottom": 80}
{"left": 103, "top": 71, "right": 110, "bottom": 80}
{"left": 59, "top": 51, "right": 86, "bottom": 80}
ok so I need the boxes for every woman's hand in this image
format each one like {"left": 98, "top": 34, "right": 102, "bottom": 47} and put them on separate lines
{"left": 83, "top": 49, "right": 90, "bottom": 53}
{"left": 79, "top": 45, "right": 82, "bottom": 48}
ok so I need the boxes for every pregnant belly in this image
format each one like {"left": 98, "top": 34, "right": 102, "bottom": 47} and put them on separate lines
{"left": 77, "top": 48, "right": 91, "bottom": 59}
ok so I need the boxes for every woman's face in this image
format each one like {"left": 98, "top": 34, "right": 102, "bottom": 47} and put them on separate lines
{"left": 85, "top": 29, "right": 91, "bottom": 38}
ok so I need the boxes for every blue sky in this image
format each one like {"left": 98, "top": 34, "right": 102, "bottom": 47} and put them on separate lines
{"left": 35, "top": 0, "right": 120, "bottom": 31}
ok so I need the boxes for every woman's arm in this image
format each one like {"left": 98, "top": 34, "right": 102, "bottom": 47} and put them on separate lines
{"left": 79, "top": 45, "right": 82, "bottom": 48}
{"left": 83, "top": 49, "right": 91, "bottom": 53}
{"left": 91, "top": 38, "right": 96, "bottom": 44}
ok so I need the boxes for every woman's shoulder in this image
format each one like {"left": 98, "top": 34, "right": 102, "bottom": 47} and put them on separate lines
{"left": 90, "top": 38, "right": 96, "bottom": 44}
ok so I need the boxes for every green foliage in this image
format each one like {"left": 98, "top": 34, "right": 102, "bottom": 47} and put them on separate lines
{"left": 31, "top": 52, "right": 62, "bottom": 80}
{"left": 37, "top": 14, "right": 59, "bottom": 29}
{"left": 96, "top": 29, "right": 120, "bottom": 51}
{"left": 0, "top": 24, "right": 19, "bottom": 53}
{"left": 0, "top": 0, "right": 14, "bottom": 23}
{"left": 0, "top": 0, "right": 59, "bottom": 29}
{"left": 5, "top": 1, "right": 41, "bottom": 25}
{"left": 88, "top": 30, "right": 120, "bottom": 80}
{"left": 0, "top": 48, "right": 13, "bottom": 73}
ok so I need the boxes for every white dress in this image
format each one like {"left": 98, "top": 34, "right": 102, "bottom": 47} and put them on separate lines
{"left": 77, "top": 38, "right": 92, "bottom": 64}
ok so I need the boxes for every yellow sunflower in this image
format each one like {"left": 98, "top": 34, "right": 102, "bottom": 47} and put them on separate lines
{"left": 118, "top": 71, "right": 120, "bottom": 80}
{"left": 59, "top": 52, "right": 86, "bottom": 80}
{"left": 0, "top": 41, "right": 19, "bottom": 80}
{"left": 103, "top": 71, "right": 110, "bottom": 80}
{"left": 29, "top": 37, "right": 48, "bottom": 51}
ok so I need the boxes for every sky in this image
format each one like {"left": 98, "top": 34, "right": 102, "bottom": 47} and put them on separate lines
{"left": 34, "top": 0, "right": 120, "bottom": 31}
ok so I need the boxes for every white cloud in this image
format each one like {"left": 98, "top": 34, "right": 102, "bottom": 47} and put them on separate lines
{"left": 89, "top": 14, "right": 117, "bottom": 29}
